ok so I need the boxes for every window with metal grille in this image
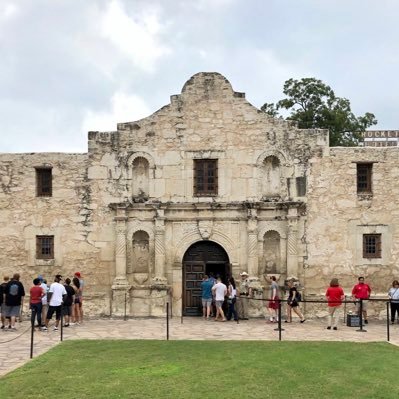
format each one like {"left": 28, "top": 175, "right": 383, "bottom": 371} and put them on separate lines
{"left": 194, "top": 159, "right": 218, "bottom": 196}
{"left": 36, "top": 235, "right": 54, "bottom": 259}
{"left": 363, "top": 234, "right": 381, "bottom": 258}
{"left": 357, "top": 163, "right": 372, "bottom": 193}
{"left": 36, "top": 168, "right": 52, "bottom": 197}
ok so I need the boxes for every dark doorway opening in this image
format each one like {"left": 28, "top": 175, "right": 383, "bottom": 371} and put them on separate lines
{"left": 205, "top": 263, "right": 230, "bottom": 285}
{"left": 183, "top": 241, "right": 230, "bottom": 316}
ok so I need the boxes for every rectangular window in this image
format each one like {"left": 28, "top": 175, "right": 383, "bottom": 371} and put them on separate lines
{"left": 296, "top": 176, "right": 307, "bottom": 197}
{"left": 363, "top": 234, "right": 381, "bottom": 258}
{"left": 36, "top": 168, "right": 52, "bottom": 197}
{"left": 194, "top": 159, "right": 218, "bottom": 196}
{"left": 357, "top": 163, "right": 372, "bottom": 194}
{"left": 36, "top": 235, "right": 54, "bottom": 259}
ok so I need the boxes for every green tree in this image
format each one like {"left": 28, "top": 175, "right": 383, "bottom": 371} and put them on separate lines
{"left": 262, "top": 78, "right": 377, "bottom": 146}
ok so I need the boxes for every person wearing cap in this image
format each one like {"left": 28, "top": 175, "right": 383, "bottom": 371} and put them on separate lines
{"left": 237, "top": 272, "right": 251, "bottom": 320}
{"left": 43, "top": 274, "right": 67, "bottom": 331}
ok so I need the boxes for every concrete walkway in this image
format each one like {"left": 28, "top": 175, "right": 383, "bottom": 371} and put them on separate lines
{"left": 0, "top": 317, "right": 398, "bottom": 377}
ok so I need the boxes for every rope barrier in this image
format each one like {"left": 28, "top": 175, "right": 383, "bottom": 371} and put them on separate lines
{"left": 0, "top": 325, "right": 32, "bottom": 344}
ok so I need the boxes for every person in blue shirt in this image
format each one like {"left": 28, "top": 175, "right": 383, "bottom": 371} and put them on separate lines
{"left": 201, "top": 275, "right": 214, "bottom": 320}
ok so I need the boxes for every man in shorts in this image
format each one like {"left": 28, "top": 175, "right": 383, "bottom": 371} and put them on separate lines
{"left": 62, "top": 278, "right": 75, "bottom": 327}
{"left": 267, "top": 276, "right": 280, "bottom": 323}
{"left": 0, "top": 276, "right": 9, "bottom": 329}
{"left": 201, "top": 275, "right": 214, "bottom": 320}
{"left": 212, "top": 277, "right": 227, "bottom": 322}
{"left": 4, "top": 273, "right": 25, "bottom": 330}
{"left": 43, "top": 274, "right": 67, "bottom": 331}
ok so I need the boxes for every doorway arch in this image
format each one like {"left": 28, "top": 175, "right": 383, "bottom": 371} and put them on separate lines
{"left": 182, "top": 241, "right": 230, "bottom": 316}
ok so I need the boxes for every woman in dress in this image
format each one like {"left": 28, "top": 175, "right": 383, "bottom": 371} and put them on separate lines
{"left": 286, "top": 279, "right": 305, "bottom": 323}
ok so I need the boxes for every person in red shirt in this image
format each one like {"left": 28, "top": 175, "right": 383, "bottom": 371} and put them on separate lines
{"left": 325, "top": 278, "right": 345, "bottom": 330}
{"left": 351, "top": 276, "right": 371, "bottom": 324}
{"left": 30, "top": 278, "right": 45, "bottom": 328}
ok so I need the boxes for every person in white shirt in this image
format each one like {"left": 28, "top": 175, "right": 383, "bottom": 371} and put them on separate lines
{"left": 212, "top": 277, "right": 227, "bottom": 322}
{"left": 38, "top": 275, "right": 48, "bottom": 327}
{"left": 43, "top": 274, "right": 67, "bottom": 331}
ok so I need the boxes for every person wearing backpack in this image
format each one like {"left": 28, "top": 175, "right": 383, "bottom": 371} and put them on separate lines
{"left": 4, "top": 273, "right": 25, "bottom": 330}
{"left": 286, "top": 279, "right": 306, "bottom": 323}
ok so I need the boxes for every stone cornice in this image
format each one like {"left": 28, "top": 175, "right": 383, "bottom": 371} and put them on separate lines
{"left": 109, "top": 200, "right": 305, "bottom": 212}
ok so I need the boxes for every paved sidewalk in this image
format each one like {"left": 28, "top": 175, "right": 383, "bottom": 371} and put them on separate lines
{"left": 1, "top": 317, "right": 398, "bottom": 377}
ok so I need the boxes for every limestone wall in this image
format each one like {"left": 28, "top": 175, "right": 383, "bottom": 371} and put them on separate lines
{"left": 86, "top": 73, "right": 328, "bottom": 204}
{"left": 306, "top": 147, "right": 399, "bottom": 302}
{"left": 0, "top": 153, "right": 111, "bottom": 315}
{"left": 0, "top": 73, "right": 331, "bottom": 318}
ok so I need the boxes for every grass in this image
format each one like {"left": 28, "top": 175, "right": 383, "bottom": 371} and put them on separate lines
{"left": 0, "top": 340, "right": 398, "bottom": 399}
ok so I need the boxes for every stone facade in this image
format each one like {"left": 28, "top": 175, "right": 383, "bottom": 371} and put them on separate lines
{"left": 0, "top": 72, "right": 397, "bottom": 318}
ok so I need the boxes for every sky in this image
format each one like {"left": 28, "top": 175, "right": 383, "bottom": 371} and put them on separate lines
{"left": 1, "top": 0, "right": 398, "bottom": 153}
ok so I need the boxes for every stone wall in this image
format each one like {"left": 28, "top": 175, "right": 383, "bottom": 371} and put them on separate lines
{"left": 306, "top": 147, "right": 399, "bottom": 317}
{"left": 4, "top": 72, "right": 377, "bottom": 318}
{"left": 0, "top": 153, "right": 111, "bottom": 315}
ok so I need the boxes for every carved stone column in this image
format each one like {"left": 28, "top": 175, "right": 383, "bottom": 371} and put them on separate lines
{"left": 287, "top": 207, "right": 299, "bottom": 278}
{"left": 112, "top": 205, "right": 130, "bottom": 316}
{"left": 153, "top": 208, "right": 167, "bottom": 286}
{"left": 247, "top": 208, "right": 259, "bottom": 277}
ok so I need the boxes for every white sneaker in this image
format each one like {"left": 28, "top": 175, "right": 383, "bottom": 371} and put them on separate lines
{"left": 53, "top": 326, "right": 58, "bottom": 331}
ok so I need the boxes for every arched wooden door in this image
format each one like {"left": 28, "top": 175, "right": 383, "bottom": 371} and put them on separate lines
{"left": 183, "top": 241, "right": 230, "bottom": 316}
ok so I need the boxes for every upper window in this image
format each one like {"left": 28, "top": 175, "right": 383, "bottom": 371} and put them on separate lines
{"left": 194, "top": 159, "right": 218, "bottom": 196}
{"left": 357, "top": 163, "right": 372, "bottom": 194}
{"left": 296, "top": 176, "right": 306, "bottom": 197}
{"left": 363, "top": 234, "right": 381, "bottom": 258}
{"left": 36, "top": 168, "right": 52, "bottom": 197}
{"left": 36, "top": 235, "right": 54, "bottom": 259}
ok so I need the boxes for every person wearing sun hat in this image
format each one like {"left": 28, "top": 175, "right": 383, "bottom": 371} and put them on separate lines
{"left": 237, "top": 271, "right": 251, "bottom": 320}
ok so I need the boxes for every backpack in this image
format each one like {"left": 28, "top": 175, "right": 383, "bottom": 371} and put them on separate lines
{"left": 295, "top": 291, "right": 302, "bottom": 302}
{"left": 9, "top": 282, "right": 19, "bottom": 296}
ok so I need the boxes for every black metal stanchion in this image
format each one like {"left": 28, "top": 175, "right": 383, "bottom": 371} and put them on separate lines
{"left": 386, "top": 301, "right": 390, "bottom": 342}
{"left": 124, "top": 292, "right": 127, "bottom": 321}
{"left": 356, "top": 299, "right": 367, "bottom": 332}
{"left": 60, "top": 311, "right": 63, "bottom": 342}
{"left": 30, "top": 308, "right": 36, "bottom": 359}
{"left": 166, "top": 302, "right": 170, "bottom": 341}
{"left": 274, "top": 299, "right": 284, "bottom": 340}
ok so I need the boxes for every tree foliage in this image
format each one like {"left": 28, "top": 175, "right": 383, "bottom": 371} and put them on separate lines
{"left": 261, "top": 78, "right": 377, "bottom": 146}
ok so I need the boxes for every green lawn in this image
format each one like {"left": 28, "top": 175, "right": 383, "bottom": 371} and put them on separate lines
{"left": 1, "top": 340, "right": 398, "bottom": 399}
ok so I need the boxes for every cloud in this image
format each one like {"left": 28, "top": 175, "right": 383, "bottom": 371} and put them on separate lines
{"left": 82, "top": 91, "right": 151, "bottom": 133}
{"left": 100, "top": 0, "right": 171, "bottom": 72}
{"left": 0, "top": 2, "right": 18, "bottom": 20}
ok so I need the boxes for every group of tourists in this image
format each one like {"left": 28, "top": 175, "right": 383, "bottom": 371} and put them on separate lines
{"left": 200, "top": 272, "right": 399, "bottom": 328}
{"left": 0, "top": 272, "right": 84, "bottom": 331}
